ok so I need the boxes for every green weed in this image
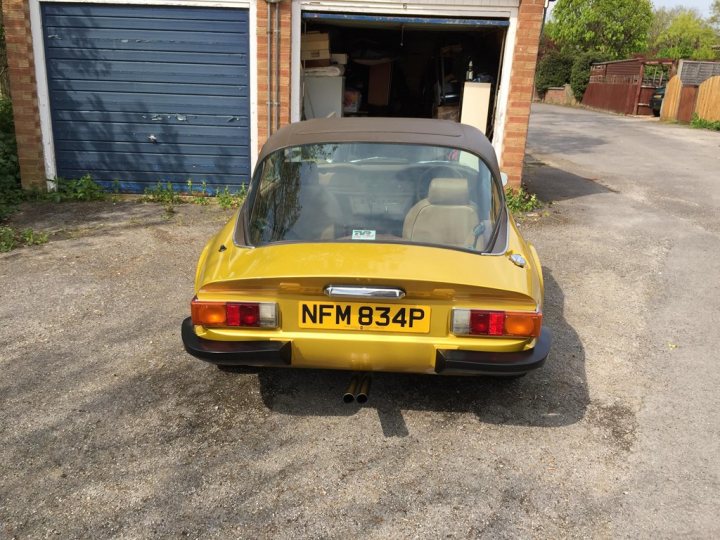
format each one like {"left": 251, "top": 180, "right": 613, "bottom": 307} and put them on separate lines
{"left": 0, "top": 225, "right": 48, "bottom": 252}
{"left": 216, "top": 185, "right": 247, "bottom": 210}
{"left": 691, "top": 114, "right": 720, "bottom": 131}
{"left": 141, "top": 181, "right": 182, "bottom": 205}
{"left": 505, "top": 186, "right": 541, "bottom": 214}
{"left": 48, "top": 174, "right": 105, "bottom": 202}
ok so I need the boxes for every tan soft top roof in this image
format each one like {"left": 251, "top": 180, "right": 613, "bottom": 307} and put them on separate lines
{"left": 257, "top": 117, "right": 500, "bottom": 174}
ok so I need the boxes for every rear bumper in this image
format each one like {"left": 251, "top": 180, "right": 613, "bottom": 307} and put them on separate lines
{"left": 181, "top": 318, "right": 550, "bottom": 375}
{"left": 435, "top": 328, "right": 551, "bottom": 375}
{"left": 182, "top": 318, "right": 291, "bottom": 367}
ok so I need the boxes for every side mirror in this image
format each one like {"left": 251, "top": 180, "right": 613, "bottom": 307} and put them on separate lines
{"left": 500, "top": 172, "right": 508, "bottom": 187}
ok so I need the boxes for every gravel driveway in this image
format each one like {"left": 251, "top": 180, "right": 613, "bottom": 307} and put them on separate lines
{"left": 1, "top": 105, "right": 718, "bottom": 537}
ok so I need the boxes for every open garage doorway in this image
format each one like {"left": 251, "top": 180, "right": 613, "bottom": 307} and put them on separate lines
{"left": 299, "top": 13, "right": 509, "bottom": 139}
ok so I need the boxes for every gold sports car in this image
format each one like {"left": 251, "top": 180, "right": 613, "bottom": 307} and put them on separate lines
{"left": 182, "top": 118, "right": 551, "bottom": 399}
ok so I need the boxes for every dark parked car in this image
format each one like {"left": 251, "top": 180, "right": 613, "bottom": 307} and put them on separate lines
{"left": 650, "top": 86, "right": 665, "bottom": 117}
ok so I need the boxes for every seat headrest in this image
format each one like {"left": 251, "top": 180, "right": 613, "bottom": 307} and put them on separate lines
{"left": 428, "top": 178, "right": 470, "bottom": 205}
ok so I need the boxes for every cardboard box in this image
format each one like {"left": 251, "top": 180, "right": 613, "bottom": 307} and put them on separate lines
{"left": 304, "top": 59, "right": 331, "bottom": 68}
{"left": 368, "top": 62, "right": 392, "bottom": 106}
{"left": 301, "top": 33, "right": 330, "bottom": 61}
{"left": 433, "top": 104, "right": 460, "bottom": 122}
{"left": 331, "top": 53, "right": 348, "bottom": 65}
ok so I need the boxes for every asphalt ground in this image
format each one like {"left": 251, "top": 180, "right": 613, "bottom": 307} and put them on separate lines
{"left": 1, "top": 104, "right": 719, "bottom": 537}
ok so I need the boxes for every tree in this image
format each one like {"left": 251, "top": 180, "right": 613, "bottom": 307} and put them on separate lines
{"left": 549, "top": 0, "right": 653, "bottom": 59}
{"left": 711, "top": 0, "right": 720, "bottom": 29}
{"left": 570, "top": 51, "right": 606, "bottom": 102}
{"left": 654, "top": 10, "right": 717, "bottom": 61}
{"left": 648, "top": 7, "right": 683, "bottom": 54}
{"left": 534, "top": 50, "right": 573, "bottom": 97}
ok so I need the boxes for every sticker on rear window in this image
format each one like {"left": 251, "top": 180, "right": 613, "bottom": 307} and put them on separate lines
{"left": 352, "top": 229, "right": 376, "bottom": 241}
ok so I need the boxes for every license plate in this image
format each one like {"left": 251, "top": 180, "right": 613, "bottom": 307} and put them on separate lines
{"left": 298, "top": 301, "right": 431, "bottom": 333}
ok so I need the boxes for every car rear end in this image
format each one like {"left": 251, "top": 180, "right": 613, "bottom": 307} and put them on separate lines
{"left": 182, "top": 242, "right": 550, "bottom": 376}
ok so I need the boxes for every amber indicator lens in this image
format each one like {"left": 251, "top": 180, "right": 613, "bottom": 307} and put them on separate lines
{"left": 452, "top": 309, "right": 541, "bottom": 337}
{"left": 191, "top": 301, "right": 226, "bottom": 326}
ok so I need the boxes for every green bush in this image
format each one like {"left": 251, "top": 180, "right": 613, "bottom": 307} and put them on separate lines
{"left": 691, "top": 113, "right": 720, "bottom": 131}
{"left": 535, "top": 51, "right": 573, "bottom": 98}
{"left": 505, "top": 186, "right": 541, "bottom": 214}
{"left": 570, "top": 52, "right": 605, "bottom": 103}
{"left": 48, "top": 174, "right": 105, "bottom": 202}
{"left": 0, "top": 98, "right": 22, "bottom": 222}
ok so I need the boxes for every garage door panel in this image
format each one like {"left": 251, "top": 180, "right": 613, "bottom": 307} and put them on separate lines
{"left": 52, "top": 110, "right": 249, "bottom": 128}
{"left": 49, "top": 79, "right": 248, "bottom": 98}
{"left": 45, "top": 29, "right": 247, "bottom": 54}
{"left": 50, "top": 93, "right": 247, "bottom": 115}
{"left": 57, "top": 151, "right": 249, "bottom": 176}
{"left": 53, "top": 121, "right": 251, "bottom": 146}
{"left": 54, "top": 140, "right": 247, "bottom": 157}
{"left": 46, "top": 60, "right": 249, "bottom": 84}
{"left": 44, "top": 16, "right": 248, "bottom": 34}
{"left": 43, "top": 3, "right": 249, "bottom": 21}
{"left": 44, "top": 4, "right": 251, "bottom": 190}
{"left": 45, "top": 47, "right": 247, "bottom": 66}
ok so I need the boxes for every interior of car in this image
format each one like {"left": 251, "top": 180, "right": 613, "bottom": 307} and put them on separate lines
{"left": 247, "top": 145, "right": 498, "bottom": 252}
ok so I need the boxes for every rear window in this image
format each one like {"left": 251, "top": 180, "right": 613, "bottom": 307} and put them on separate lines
{"left": 246, "top": 142, "right": 502, "bottom": 252}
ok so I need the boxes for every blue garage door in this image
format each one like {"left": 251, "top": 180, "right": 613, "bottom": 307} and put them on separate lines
{"left": 42, "top": 4, "right": 250, "bottom": 192}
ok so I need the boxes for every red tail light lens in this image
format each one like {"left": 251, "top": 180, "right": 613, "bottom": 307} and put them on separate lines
{"left": 226, "top": 303, "right": 260, "bottom": 327}
{"left": 452, "top": 309, "right": 541, "bottom": 338}
{"left": 470, "top": 311, "right": 505, "bottom": 335}
{"left": 191, "top": 299, "right": 277, "bottom": 328}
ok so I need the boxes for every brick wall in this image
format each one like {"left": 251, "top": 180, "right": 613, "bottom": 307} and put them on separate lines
{"left": 500, "top": 0, "right": 544, "bottom": 187}
{"left": 257, "top": 0, "right": 292, "bottom": 154}
{"left": 2, "top": 0, "right": 46, "bottom": 189}
{"left": 4, "top": 0, "right": 542, "bottom": 189}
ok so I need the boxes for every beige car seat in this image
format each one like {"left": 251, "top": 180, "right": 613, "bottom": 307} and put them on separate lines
{"left": 403, "top": 178, "right": 480, "bottom": 248}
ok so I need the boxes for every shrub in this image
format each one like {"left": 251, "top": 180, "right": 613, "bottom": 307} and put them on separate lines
{"left": 505, "top": 186, "right": 541, "bottom": 214}
{"left": 0, "top": 98, "right": 22, "bottom": 222}
{"left": 691, "top": 114, "right": 720, "bottom": 131}
{"left": 570, "top": 52, "right": 605, "bottom": 103}
{"left": 535, "top": 51, "right": 573, "bottom": 98}
{"left": 48, "top": 174, "right": 105, "bottom": 202}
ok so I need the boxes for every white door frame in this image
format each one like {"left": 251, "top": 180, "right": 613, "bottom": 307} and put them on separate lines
{"left": 290, "top": 0, "right": 518, "bottom": 160}
{"left": 29, "top": 0, "right": 257, "bottom": 184}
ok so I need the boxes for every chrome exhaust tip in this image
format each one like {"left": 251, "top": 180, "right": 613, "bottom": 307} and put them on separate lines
{"left": 343, "top": 375, "right": 360, "bottom": 403}
{"left": 355, "top": 375, "right": 371, "bottom": 404}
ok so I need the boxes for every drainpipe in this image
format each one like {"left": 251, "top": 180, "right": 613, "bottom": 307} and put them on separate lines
{"left": 275, "top": 1, "right": 281, "bottom": 132}
{"left": 267, "top": 1, "right": 272, "bottom": 135}
{"left": 266, "top": 0, "right": 286, "bottom": 136}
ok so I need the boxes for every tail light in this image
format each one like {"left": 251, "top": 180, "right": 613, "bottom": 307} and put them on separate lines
{"left": 191, "top": 299, "right": 278, "bottom": 328}
{"left": 451, "top": 309, "right": 541, "bottom": 338}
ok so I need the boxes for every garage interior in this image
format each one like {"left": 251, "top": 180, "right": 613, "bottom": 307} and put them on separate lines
{"left": 301, "top": 13, "right": 508, "bottom": 138}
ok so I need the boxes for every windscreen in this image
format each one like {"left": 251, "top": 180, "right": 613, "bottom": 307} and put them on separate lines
{"left": 247, "top": 143, "right": 502, "bottom": 252}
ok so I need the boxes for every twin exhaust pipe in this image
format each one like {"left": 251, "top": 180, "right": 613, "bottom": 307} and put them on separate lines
{"left": 343, "top": 374, "right": 371, "bottom": 404}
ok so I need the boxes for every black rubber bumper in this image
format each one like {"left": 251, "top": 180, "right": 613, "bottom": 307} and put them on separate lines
{"left": 435, "top": 328, "right": 552, "bottom": 375}
{"left": 181, "top": 317, "right": 291, "bottom": 366}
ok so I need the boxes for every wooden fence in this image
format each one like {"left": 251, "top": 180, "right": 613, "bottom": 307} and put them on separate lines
{"left": 663, "top": 74, "right": 720, "bottom": 123}
{"left": 660, "top": 76, "right": 681, "bottom": 121}
{"left": 695, "top": 76, "right": 720, "bottom": 122}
